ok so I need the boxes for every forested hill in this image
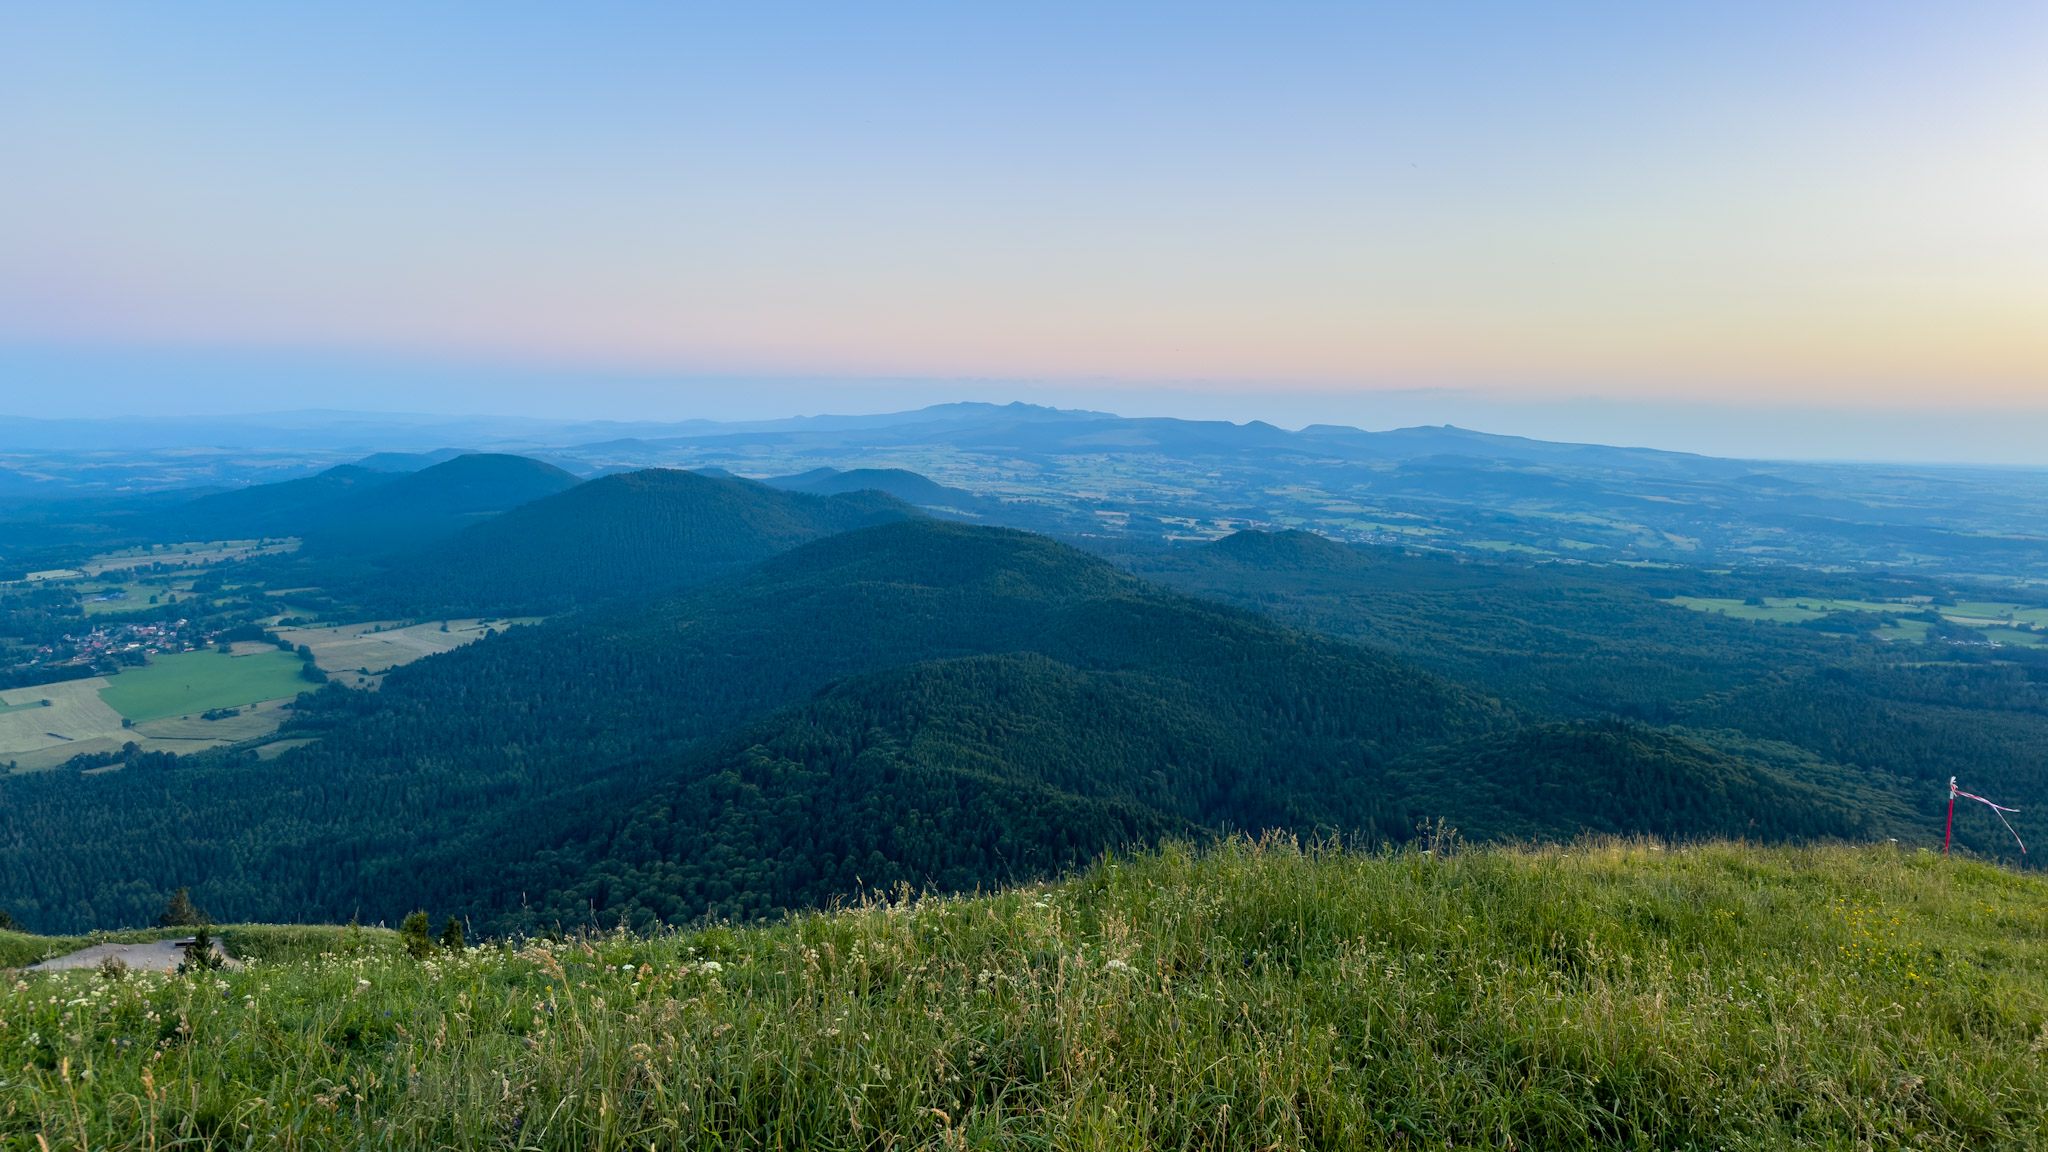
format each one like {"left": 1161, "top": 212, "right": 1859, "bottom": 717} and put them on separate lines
{"left": 2, "top": 520, "right": 1501, "bottom": 932}
{"left": 169, "top": 452, "right": 581, "bottom": 555}
{"left": 764, "top": 466, "right": 977, "bottom": 506}
{"left": 360, "top": 468, "right": 921, "bottom": 615}
{"left": 0, "top": 521, "right": 1953, "bottom": 934}
{"left": 1128, "top": 529, "right": 2043, "bottom": 855}
{"left": 1385, "top": 721, "right": 1918, "bottom": 845}
{"left": 164, "top": 463, "right": 401, "bottom": 540}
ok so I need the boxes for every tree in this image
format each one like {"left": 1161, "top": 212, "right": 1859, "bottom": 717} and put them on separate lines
{"left": 400, "top": 910, "right": 433, "bottom": 959}
{"left": 156, "top": 886, "right": 207, "bottom": 927}
{"left": 178, "top": 923, "right": 222, "bottom": 972}
{"left": 439, "top": 916, "right": 465, "bottom": 952}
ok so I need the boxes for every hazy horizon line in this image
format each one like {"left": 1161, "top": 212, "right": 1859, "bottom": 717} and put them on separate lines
{"left": 7, "top": 397, "right": 2048, "bottom": 472}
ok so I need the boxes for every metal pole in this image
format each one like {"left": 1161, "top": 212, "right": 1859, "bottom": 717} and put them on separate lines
{"left": 1944, "top": 776, "right": 1956, "bottom": 856}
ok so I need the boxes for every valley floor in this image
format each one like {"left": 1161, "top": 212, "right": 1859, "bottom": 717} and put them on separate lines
{"left": 1, "top": 839, "right": 2044, "bottom": 1150}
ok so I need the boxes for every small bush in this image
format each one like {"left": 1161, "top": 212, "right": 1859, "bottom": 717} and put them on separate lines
{"left": 176, "top": 924, "right": 221, "bottom": 973}
{"left": 399, "top": 910, "right": 433, "bottom": 959}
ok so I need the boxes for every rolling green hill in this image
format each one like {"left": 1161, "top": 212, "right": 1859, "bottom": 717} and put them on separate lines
{"left": 0, "top": 521, "right": 1932, "bottom": 938}
{"left": 299, "top": 453, "right": 580, "bottom": 556}
{"left": 1129, "top": 529, "right": 2043, "bottom": 857}
{"left": 1384, "top": 720, "right": 1921, "bottom": 844}
{"left": 764, "top": 465, "right": 977, "bottom": 507}
{"left": 164, "top": 452, "right": 580, "bottom": 557}
{"left": 166, "top": 463, "right": 400, "bottom": 540}
{"left": 0, "top": 521, "right": 1509, "bottom": 933}
{"left": 362, "top": 467, "right": 920, "bottom": 615}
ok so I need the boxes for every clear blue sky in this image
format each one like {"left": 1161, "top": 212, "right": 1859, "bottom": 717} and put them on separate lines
{"left": 3, "top": 3, "right": 2046, "bottom": 457}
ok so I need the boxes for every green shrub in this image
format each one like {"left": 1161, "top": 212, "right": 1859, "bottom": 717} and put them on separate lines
{"left": 399, "top": 910, "right": 433, "bottom": 959}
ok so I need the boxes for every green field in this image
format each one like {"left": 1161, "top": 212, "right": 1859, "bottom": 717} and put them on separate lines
{"left": 1948, "top": 601, "right": 2048, "bottom": 627}
{"left": 1, "top": 840, "right": 2042, "bottom": 1149}
{"left": 78, "top": 586, "right": 158, "bottom": 616}
{"left": 97, "top": 649, "right": 310, "bottom": 723}
{"left": 1668, "top": 595, "right": 1906, "bottom": 623}
{"left": 1671, "top": 595, "right": 2048, "bottom": 647}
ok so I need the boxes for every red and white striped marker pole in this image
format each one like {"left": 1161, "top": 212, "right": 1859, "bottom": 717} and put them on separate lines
{"left": 1945, "top": 776, "right": 2025, "bottom": 856}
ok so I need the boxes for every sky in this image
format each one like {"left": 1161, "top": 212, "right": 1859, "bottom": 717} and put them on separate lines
{"left": 3, "top": 3, "right": 2047, "bottom": 459}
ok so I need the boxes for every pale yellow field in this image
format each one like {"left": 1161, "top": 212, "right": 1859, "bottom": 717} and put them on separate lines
{"left": 1670, "top": 596, "right": 2048, "bottom": 647}
{"left": 79, "top": 539, "right": 299, "bottom": 576}
{"left": 17, "top": 540, "right": 300, "bottom": 584}
{"left": 274, "top": 618, "right": 537, "bottom": 680}
{"left": 0, "top": 676, "right": 297, "bottom": 772}
{"left": 0, "top": 679, "right": 125, "bottom": 764}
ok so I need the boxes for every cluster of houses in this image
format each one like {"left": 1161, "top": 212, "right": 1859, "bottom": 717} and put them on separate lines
{"left": 33, "top": 619, "right": 196, "bottom": 669}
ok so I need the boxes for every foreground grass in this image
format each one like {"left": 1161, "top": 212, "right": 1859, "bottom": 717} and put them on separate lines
{"left": 2, "top": 839, "right": 2044, "bottom": 1149}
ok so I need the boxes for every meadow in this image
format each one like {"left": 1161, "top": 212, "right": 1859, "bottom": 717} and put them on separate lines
{"left": 77, "top": 540, "right": 298, "bottom": 578}
{"left": 2, "top": 838, "right": 2042, "bottom": 1150}
{"left": 1665, "top": 595, "right": 2048, "bottom": 647}
{"left": 96, "top": 649, "right": 310, "bottom": 724}
{"left": 1667, "top": 595, "right": 1907, "bottom": 624}
{"left": 275, "top": 618, "right": 534, "bottom": 681}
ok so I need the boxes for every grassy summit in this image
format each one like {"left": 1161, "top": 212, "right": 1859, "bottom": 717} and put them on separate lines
{"left": 3, "top": 839, "right": 2043, "bottom": 1149}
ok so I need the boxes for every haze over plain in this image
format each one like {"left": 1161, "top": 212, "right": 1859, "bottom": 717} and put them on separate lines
{"left": 4, "top": 2, "right": 2047, "bottom": 460}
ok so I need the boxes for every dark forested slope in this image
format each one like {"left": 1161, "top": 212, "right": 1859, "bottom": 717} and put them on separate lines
{"left": 168, "top": 453, "right": 580, "bottom": 556}
{"left": 300, "top": 454, "right": 580, "bottom": 555}
{"left": 1385, "top": 721, "right": 1917, "bottom": 844}
{"left": 361, "top": 468, "right": 920, "bottom": 615}
{"left": 1, "top": 522, "right": 1977, "bottom": 935}
{"left": 166, "top": 464, "right": 402, "bottom": 541}
{"left": 764, "top": 466, "right": 976, "bottom": 507}
{"left": 0, "top": 522, "right": 1497, "bottom": 932}
{"left": 1128, "top": 530, "right": 2041, "bottom": 855}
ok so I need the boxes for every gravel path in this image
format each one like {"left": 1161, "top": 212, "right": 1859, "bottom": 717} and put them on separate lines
{"left": 26, "top": 938, "right": 237, "bottom": 973}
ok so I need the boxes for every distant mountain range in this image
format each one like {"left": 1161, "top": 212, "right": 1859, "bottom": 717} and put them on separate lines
{"left": 5, "top": 401, "right": 2048, "bottom": 579}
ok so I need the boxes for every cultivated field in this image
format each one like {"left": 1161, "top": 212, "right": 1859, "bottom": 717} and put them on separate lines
{"left": 1947, "top": 600, "right": 2048, "bottom": 627}
{"left": 1670, "top": 594, "right": 2048, "bottom": 646}
{"left": 1, "top": 624, "right": 522, "bottom": 769}
{"left": 95, "top": 649, "right": 310, "bottom": 724}
{"left": 0, "top": 671, "right": 302, "bottom": 771}
{"left": 275, "top": 618, "right": 535, "bottom": 685}
{"left": 1668, "top": 595, "right": 1904, "bottom": 623}
{"left": 0, "top": 679, "right": 126, "bottom": 768}
{"left": 81, "top": 539, "right": 298, "bottom": 577}
{"left": 18, "top": 539, "right": 298, "bottom": 584}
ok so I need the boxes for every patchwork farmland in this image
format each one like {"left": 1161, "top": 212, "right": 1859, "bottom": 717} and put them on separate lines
{"left": 275, "top": 617, "right": 535, "bottom": 688}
